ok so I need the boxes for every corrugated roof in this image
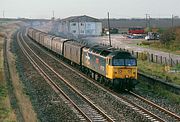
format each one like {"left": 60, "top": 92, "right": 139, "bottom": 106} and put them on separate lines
{"left": 61, "top": 15, "right": 101, "bottom": 22}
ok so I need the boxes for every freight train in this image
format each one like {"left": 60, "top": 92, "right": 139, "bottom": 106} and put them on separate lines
{"left": 27, "top": 27, "right": 138, "bottom": 90}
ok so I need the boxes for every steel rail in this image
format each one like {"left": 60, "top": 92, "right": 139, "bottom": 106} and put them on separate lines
{"left": 19, "top": 31, "right": 114, "bottom": 122}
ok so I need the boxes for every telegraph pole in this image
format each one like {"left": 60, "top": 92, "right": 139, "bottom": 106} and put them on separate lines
{"left": 172, "top": 14, "right": 174, "bottom": 28}
{"left": 145, "top": 14, "right": 148, "bottom": 28}
{"left": 108, "top": 12, "right": 111, "bottom": 47}
{"left": 148, "top": 15, "right": 151, "bottom": 28}
{"left": 145, "top": 14, "right": 151, "bottom": 28}
{"left": 3, "top": 10, "right": 5, "bottom": 18}
{"left": 53, "top": 10, "right": 54, "bottom": 18}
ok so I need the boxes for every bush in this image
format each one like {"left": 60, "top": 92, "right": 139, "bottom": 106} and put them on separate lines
{"left": 141, "top": 41, "right": 152, "bottom": 45}
{"left": 160, "top": 29, "right": 175, "bottom": 44}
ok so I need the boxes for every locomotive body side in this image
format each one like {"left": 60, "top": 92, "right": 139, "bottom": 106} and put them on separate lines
{"left": 82, "top": 47, "right": 107, "bottom": 76}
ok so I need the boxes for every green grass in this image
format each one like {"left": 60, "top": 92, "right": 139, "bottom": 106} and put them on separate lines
{"left": 0, "top": 40, "right": 11, "bottom": 120}
{"left": 138, "top": 60, "right": 180, "bottom": 85}
{"left": 137, "top": 81, "right": 180, "bottom": 104}
{"left": 0, "top": 84, "right": 10, "bottom": 119}
{"left": 0, "top": 36, "right": 16, "bottom": 122}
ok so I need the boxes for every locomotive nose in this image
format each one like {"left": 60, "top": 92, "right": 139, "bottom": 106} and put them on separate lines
{"left": 115, "top": 67, "right": 137, "bottom": 79}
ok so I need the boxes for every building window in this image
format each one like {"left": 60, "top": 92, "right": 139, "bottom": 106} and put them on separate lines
{"left": 72, "top": 23, "right": 76, "bottom": 26}
{"left": 81, "top": 30, "right": 84, "bottom": 33}
{"left": 81, "top": 23, "right": 84, "bottom": 26}
{"left": 73, "top": 30, "right": 76, "bottom": 33}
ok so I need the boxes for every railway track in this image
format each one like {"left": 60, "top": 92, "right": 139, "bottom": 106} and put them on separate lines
{"left": 21, "top": 28, "right": 180, "bottom": 122}
{"left": 127, "top": 91, "right": 180, "bottom": 121}
{"left": 16, "top": 31, "right": 115, "bottom": 122}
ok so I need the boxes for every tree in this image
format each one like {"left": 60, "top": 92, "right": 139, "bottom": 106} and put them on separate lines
{"left": 160, "top": 29, "right": 175, "bottom": 44}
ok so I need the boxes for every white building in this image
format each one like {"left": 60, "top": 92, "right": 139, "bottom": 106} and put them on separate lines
{"left": 59, "top": 15, "right": 102, "bottom": 38}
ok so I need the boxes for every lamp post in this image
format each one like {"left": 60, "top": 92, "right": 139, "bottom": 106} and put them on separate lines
{"left": 108, "top": 12, "right": 112, "bottom": 47}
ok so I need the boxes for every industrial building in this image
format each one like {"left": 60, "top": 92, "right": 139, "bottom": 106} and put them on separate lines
{"left": 59, "top": 15, "right": 102, "bottom": 38}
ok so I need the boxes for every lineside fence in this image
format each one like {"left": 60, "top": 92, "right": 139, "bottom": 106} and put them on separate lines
{"left": 100, "top": 43, "right": 180, "bottom": 67}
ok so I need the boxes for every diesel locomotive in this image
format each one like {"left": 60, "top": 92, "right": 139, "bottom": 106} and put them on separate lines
{"left": 27, "top": 27, "right": 138, "bottom": 90}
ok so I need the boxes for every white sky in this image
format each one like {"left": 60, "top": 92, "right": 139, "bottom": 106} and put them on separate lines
{"left": 1, "top": 0, "right": 180, "bottom": 19}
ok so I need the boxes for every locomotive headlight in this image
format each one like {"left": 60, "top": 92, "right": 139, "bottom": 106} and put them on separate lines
{"left": 118, "top": 70, "right": 122, "bottom": 74}
{"left": 128, "top": 70, "right": 131, "bottom": 73}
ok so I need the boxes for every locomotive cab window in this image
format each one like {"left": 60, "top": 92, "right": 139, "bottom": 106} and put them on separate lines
{"left": 125, "top": 59, "right": 136, "bottom": 66}
{"left": 112, "top": 59, "right": 124, "bottom": 66}
{"left": 112, "top": 59, "right": 136, "bottom": 66}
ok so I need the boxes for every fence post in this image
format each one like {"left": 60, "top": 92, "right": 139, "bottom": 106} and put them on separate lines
{"left": 151, "top": 54, "right": 153, "bottom": 62}
{"left": 165, "top": 57, "right": 167, "bottom": 65}
{"left": 160, "top": 56, "right": 162, "bottom": 64}
{"left": 132, "top": 50, "right": 134, "bottom": 55}
{"left": 176, "top": 60, "right": 179, "bottom": 66}
{"left": 136, "top": 52, "right": 138, "bottom": 58}
{"left": 156, "top": 55, "right": 158, "bottom": 63}
{"left": 170, "top": 58, "right": 173, "bottom": 67}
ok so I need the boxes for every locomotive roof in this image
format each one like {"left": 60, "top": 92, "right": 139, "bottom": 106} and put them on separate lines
{"left": 89, "top": 45, "right": 135, "bottom": 58}
{"left": 89, "top": 45, "right": 112, "bottom": 56}
{"left": 108, "top": 51, "right": 135, "bottom": 59}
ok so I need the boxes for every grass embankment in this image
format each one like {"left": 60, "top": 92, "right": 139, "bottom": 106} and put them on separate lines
{"left": 138, "top": 60, "right": 180, "bottom": 85}
{"left": 0, "top": 33, "right": 16, "bottom": 121}
{"left": 1, "top": 22, "right": 38, "bottom": 121}
{"left": 137, "top": 60, "right": 180, "bottom": 103}
{"left": 137, "top": 80, "right": 180, "bottom": 104}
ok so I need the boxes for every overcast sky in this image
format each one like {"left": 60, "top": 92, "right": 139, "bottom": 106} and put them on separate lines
{"left": 1, "top": 0, "right": 180, "bottom": 19}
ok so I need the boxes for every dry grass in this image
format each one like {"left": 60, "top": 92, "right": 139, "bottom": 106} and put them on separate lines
{"left": 8, "top": 50, "right": 37, "bottom": 122}
{"left": 0, "top": 22, "right": 37, "bottom": 122}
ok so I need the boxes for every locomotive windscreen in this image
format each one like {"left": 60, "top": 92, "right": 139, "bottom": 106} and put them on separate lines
{"left": 112, "top": 58, "right": 136, "bottom": 66}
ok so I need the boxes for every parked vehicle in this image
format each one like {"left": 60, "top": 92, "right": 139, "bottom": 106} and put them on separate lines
{"left": 145, "top": 32, "right": 160, "bottom": 40}
{"left": 128, "top": 27, "right": 145, "bottom": 34}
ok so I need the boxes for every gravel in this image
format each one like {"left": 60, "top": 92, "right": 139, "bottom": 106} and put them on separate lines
{"left": 24, "top": 33, "right": 151, "bottom": 122}
{"left": 12, "top": 31, "right": 80, "bottom": 122}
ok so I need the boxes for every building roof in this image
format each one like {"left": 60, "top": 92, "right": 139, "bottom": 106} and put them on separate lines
{"left": 61, "top": 15, "right": 101, "bottom": 22}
